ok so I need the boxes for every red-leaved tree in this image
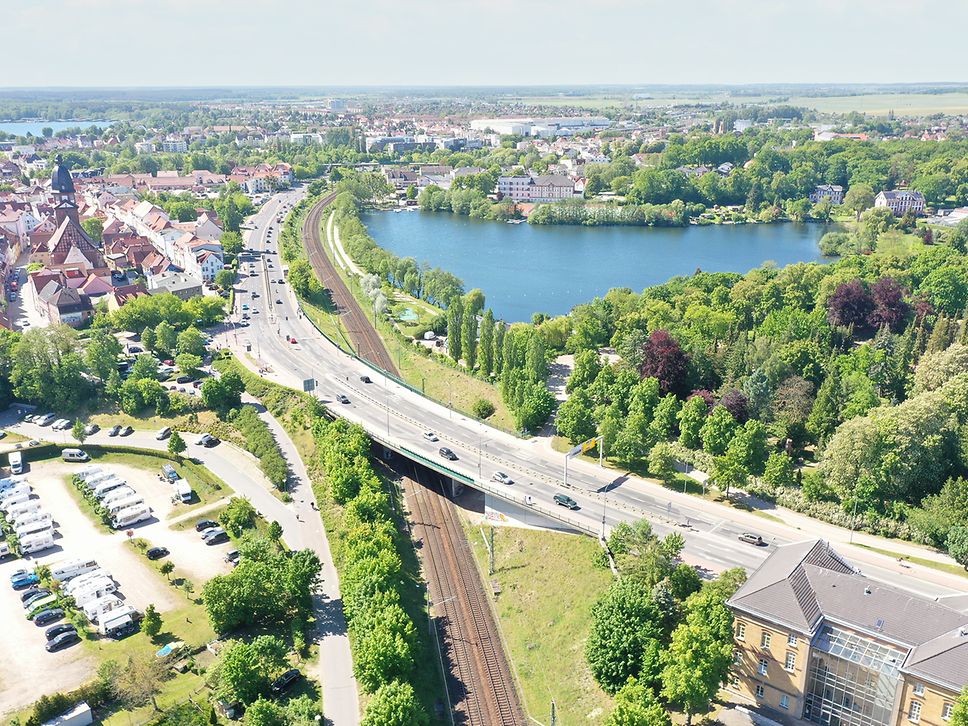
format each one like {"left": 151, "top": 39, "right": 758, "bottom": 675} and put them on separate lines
{"left": 640, "top": 330, "right": 689, "bottom": 395}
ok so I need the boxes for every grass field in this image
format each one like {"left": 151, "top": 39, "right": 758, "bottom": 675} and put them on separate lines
{"left": 462, "top": 522, "right": 615, "bottom": 725}
{"left": 854, "top": 543, "right": 968, "bottom": 580}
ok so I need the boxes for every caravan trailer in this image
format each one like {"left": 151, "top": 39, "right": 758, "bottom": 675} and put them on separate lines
{"left": 71, "top": 579, "right": 118, "bottom": 606}
{"left": 111, "top": 504, "right": 151, "bottom": 529}
{"left": 0, "top": 476, "right": 26, "bottom": 494}
{"left": 100, "top": 486, "right": 137, "bottom": 507}
{"left": 6, "top": 499, "right": 42, "bottom": 521}
{"left": 92, "top": 478, "right": 128, "bottom": 500}
{"left": 50, "top": 558, "right": 99, "bottom": 582}
{"left": 106, "top": 495, "right": 145, "bottom": 517}
{"left": 83, "top": 594, "right": 124, "bottom": 623}
{"left": 12, "top": 509, "right": 51, "bottom": 529}
{"left": 64, "top": 569, "right": 112, "bottom": 594}
{"left": 80, "top": 470, "right": 113, "bottom": 486}
{"left": 15, "top": 519, "right": 54, "bottom": 539}
{"left": 0, "top": 490, "right": 33, "bottom": 512}
{"left": 0, "top": 484, "right": 31, "bottom": 506}
{"left": 98, "top": 606, "right": 137, "bottom": 636}
{"left": 19, "top": 531, "right": 54, "bottom": 555}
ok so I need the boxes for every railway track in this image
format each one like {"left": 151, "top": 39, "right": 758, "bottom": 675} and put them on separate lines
{"left": 402, "top": 463, "right": 525, "bottom": 726}
{"left": 301, "top": 193, "right": 398, "bottom": 374}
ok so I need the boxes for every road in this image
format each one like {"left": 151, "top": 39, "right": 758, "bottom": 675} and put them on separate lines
{"left": 216, "top": 190, "right": 968, "bottom": 606}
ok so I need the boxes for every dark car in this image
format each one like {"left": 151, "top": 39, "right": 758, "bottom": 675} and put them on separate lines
{"left": 45, "top": 623, "right": 77, "bottom": 641}
{"left": 335, "top": 394, "right": 350, "bottom": 404}
{"left": 360, "top": 375, "right": 371, "bottom": 384}
{"left": 738, "top": 532, "right": 765, "bottom": 546}
{"left": 439, "top": 447, "right": 458, "bottom": 461}
{"left": 202, "top": 436, "right": 220, "bottom": 448}
{"left": 275, "top": 299, "right": 283, "bottom": 304}
{"left": 195, "top": 519, "right": 218, "bottom": 532}
{"left": 45, "top": 630, "right": 80, "bottom": 652}
{"left": 120, "top": 425, "right": 134, "bottom": 437}
{"left": 108, "top": 424, "right": 122, "bottom": 437}
{"left": 23, "top": 590, "right": 52, "bottom": 609}
{"left": 176, "top": 375, "right": 192, "bottom": 384}
{"left": 34, "top": 608, "right": 65, "bottom": 626}
{"left": 204, "top": 531, "right": 229, "bottom": 545}
{"left": 146, "top": 546, "right": 169, "bottom": 560}
{"left": 270, "top": 668, "right": 301, "bottom": 694}
{"left": 19, "top": 587, "right": 47, "bottom": 604}
{"left": 553, "top": 493, "right": 580, "bottom": 510}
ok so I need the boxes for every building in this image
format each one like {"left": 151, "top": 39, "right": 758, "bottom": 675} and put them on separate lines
{"left": 809, "top": 184, "right": 845, "bottom": 205}
{"left": 875, "top": 190, "right": 926, "bottom": 217}
{"left": 160, "top": 138, "right": 188, "bottom": 153}
{"left": 146, "top": 271, "right": 203, "bottom": 300}
{"left": 727, "top": 539, "right": 968, "bottom": 726}
{"left": 497, "top": 174, "right": 579, "bottom": 203}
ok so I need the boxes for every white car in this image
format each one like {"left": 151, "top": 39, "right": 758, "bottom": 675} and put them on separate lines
{"left": 422, "top": 431, "right": 438, "bottom": 443}
{"left": 491, "top": 471, "right": 514, "bottom": 485}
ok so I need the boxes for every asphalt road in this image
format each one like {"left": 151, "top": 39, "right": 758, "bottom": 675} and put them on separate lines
{"left": 217, "top": 190, "right": 967, "bottom": 604}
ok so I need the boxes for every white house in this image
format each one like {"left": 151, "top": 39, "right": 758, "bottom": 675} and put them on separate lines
{"left": 875, "top": 190, "right": 926, "bottom": 216}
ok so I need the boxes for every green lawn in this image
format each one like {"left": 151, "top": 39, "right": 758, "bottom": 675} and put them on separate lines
{"left": 853, "top": 543, "right": 968, "bottom": 579}
{"left": 462, "top": 522, "right": 615, "bottom": 725}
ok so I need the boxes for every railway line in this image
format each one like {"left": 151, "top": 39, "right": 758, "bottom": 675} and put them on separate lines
{"left": 301, "top": 193, "right": 398, "bottom": 374}
{"left": 401, "top": 463, "right": 525, "bottom": 726}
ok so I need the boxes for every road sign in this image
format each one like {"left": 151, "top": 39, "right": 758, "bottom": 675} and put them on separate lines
{"left": 302, "top": 378, "right": 316, "bottom": 392}
{"left": 567, "top": 436, "right": 602, "bottom": 459}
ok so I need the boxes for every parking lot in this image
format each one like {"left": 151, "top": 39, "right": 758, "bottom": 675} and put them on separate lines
{"left": 0, "top": 458, "right": 233, "bottom": 715}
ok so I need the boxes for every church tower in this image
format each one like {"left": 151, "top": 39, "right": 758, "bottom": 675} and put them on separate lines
{"left": 50, "top": 155, "right": 79, "bottom": 226}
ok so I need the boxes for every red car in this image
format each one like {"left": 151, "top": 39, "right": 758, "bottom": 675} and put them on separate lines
{"left": 289, "top": 338, "right": 298, "bottom": 344}
{"left": 163, "top": 359, "right": 174, "bottom": 366}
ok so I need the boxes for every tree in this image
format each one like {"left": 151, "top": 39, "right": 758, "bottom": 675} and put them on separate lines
{"left": 478, "top": 309, "right": 495, "bottom": 376}
{"left": 160, "top": 561, "right": 175, "bottom": 580}
{"left": 869, "top": 277, "right": 910, "bottom": 332}
{"left": 639, "top": 330, "right": 689, "bottom": 395}
{"left": 219, "top": 497, "right": 256, "bottom": 537}
{"left": 85, "top": 328, "right": 123, "bottom": 382}
{"left": 606, "top": 677, "right": 671, "bottom": 726}
{"left": 447, "top": 297, "right": 463, "bottom": 362}
{"left": 112, "top": 655, "right": 169, "bottom": 711}
{"left": 129, "top": 353, "right": 160, "bottom": 381}
{"left": 12, "top": 325, "right": 91, "bottom": 410}
{"left": 555, "top": 389, "right": 598, "bottom": 445}
{"left": 763, "top": 451, "right": 796, "bottom": 491}
{"left": 461, "top": 303, "right": 477, "bottom": 369}
{"left": 650, "top": 394, "right": 680, "bottom": 440}
{"left": 948, "top": 526, "right": 968, "bottom": 569}
{"left": 81, "top": 217, "right": 104, "bottom": 243}
{"left": 202, "top": 372, "right": 244, "bottom": 415}
{"left": 843, "top": 183, "right": 874, "bottom": 221}
{"left": 176, "top": 326, "right": 207, "bottom": 357}
{"left": 700, "top": 405, "right": 737, "bottom": 456}
{"left": 361, "top": 680, "right": 428, "bottom": 726}
{"left": 155, "top": 320, "right": 178, "bottom": 354}
{"left": 209, "top": 636, "right": 289, "bottom": 705}
{"left": 142, "top": 604, "right": 162, "bottom": 640}
{"left": 678, "top": 396, "right": 707, "bottom": 449}
{"left": 215, "top": 269, "right": 236, "bottom": 289}
{"left": 950, "top": 688, "right": 968, "bottom": 726}
{"left": 586, "top": 577, "right": 665, "bottom": 694}
{"left": 72, "top": 419, "right": 87, "bottom": 443}
{"left": 648, "top": 442, "right": 677, "bottom": 482}
{"left": 827, "top": 279, "right": 873, "bottom": 331}
{"left": 712, "top": 451, "right": 749, "bottom": 499}
{"left": 471, "top": 398, "right": 495, "bottom": 419}
{"left": 175, "top": 353, "right": 203, "bottom": 377}
{"left": 568, "top": 349, "right": 604, "bottom": 393}
{"left": 220, "top": 231, "right": 243, "bottom": 256}
{"left": 168, "top": 430, "right": 186, "bottom": 455}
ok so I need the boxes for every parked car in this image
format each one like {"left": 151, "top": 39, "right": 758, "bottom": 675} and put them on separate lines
{"left": 108, "top": 425, "right": 122, "bottom": 437}
{"left": 45, "top": 623, "right": 77, "bottom": 641}
{"left": 553, "top": 493, "right": 580, "bottom": 510}
{"left": 27, "top": 439, "right": 39, "bottom": 447}
{"left": 146, "top": 546, "right": 169, "bottom": 560}
{"left": 23, "top": 590, "right": 53, "bottom": 609}
{"left": 45, "top": 630, "right": 80, "bottom": 652}
{"left": 438, "top": 447, "right": 458, "bottom": 461}
{"left": 270, "top": 668, "right": 301, "bottom": 694}
{"left": 360, "top": 375, "right": 372, "bottom": 384}
{"left": 422, "top": 431, "right": 439, "bottom": 442}
{"left": 335, "top": 394, "right": 350, "bottom": 404}
{"left": 202, "top": 436, "right": 220, "bottom": 448}
{"left": 491, "top": 471, "right": 514, "bottom": 485}
{"left": 275, "top": 299, "right": 283, "bottom": 304}
{"left": 176, "top": 375, "right": 192, "bottom": 384}
{"left": 11, "top": 572, "right": 40, "bottom": 590}
{"left": 120, "top": 426, "right": 133, "bottom": 437}
{"left": 20, "top": 587, "right": 49, "bottom": 604}
{"left": 34, "top": 608, "right": 65, "bottom": 626}
{"left": 203, "top": 530, "right": 229, "bottom": 545}
{"left": 738, "top": 532, "right": 765, "bottom": 546}
{"left": 224, "top": 549, "right": 240, "bottom": 565}
{"left": 156, "top": 427, "right": 172, "bottom": 440}
{"left": 289, "top": 337, "right": 297, "bottom": 344}
{"left": 195, "top": 519, "right": 218, "bottom": 532}
{"left": 83, "top": 423, "right": 99, "bottom": 436}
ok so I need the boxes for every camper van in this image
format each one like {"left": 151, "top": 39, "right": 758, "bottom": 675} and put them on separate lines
{"left": 13, "top": 510, "right": 51, "bottom": 529}
{"left": 161, "top": 464, "right": 179, "bottom": 482}
{"left": 0, "top": 541, "right": 10, "bottom": 560}
{"left": 98, "top": 606, "right": 137, "bottom": 636}
{"left": 64, "top": 569, "right": 112, "bottom": 594}
{"left": 92, "top": 478, "right": 128, "bottom": 500}
{"left": 20, "top": 531, "right": 55, "bottom": 555}
{"left": 173, "top": 478, "right": 193, "bottom": 504}
{"left": 0, "top": 484, "right": 31, "bottom": 505}
{"left": 50, "top": 558, "right": 99, "bottom": 582}
{"left": 61, "top": 449, "right": 89, "bottom": 463}
{"left": 6, "top": 498, "right": 42, "bottom": 520}
{"left": 106, "top": 495, "right": 145, "bottom": 516}
{"left": 15, "top": 519, "right": 53, "bottom": 539}
{"left": 81, "top": 470, "right": 112, "bottom": 486}
{"left": 111, "top": 504, "right": 151, "bottom": 529}
{"left": 0, "top": 490, "right": 32, "bottom": 512}
{"left": 71, "top": 579, "right": 118, "bottom": 606}
{"left": 100, "top": 486, "right": 137, "bottom": 507}
{"left": 83, "top": 594, "right": 124, "bottom": 623}
{"left": 8, "top": 451, "right": 23, "bottom": 475}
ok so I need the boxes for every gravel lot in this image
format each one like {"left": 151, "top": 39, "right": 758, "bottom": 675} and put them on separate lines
{"left": 0, "top": 459, "right": 230, "bottom": 716}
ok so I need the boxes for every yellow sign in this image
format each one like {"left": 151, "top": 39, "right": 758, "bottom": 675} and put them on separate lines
{"left": 581, "top": 438, "right": 599, "bottom": 454}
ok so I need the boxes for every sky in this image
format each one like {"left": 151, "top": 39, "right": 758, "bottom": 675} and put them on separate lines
{"left": 7, "top": 0, "right": 968, "bottom": 87}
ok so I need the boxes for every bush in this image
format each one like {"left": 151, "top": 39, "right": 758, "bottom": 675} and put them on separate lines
{"left": 471, "top": 398, "right": 495, "bottom": 419}
{"left": 232, "top": 405, "right": 289, "bottom": 489}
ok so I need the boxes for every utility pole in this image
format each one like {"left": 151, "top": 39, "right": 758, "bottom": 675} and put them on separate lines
{"left": 550, "top": 700, "right": 557, "bottom": 726}
{"left": 488, "top": 527, "right": 495, "bottom": 576}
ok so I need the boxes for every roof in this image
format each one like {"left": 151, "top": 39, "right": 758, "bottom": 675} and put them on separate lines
{"left": 50, "top": 156, "right": 75, "bottom": 194}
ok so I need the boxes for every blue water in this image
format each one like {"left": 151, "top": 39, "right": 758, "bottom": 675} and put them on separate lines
{"left": 0, "top": 120, "right": 110, "bottom": 137}
{"left": 363, "top": 211, "right": 828, "bottom": 321}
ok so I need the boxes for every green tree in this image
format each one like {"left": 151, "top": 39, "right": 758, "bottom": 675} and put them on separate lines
{"left": 763, "top": 451, "right": 796, "bottom": 491}
{"left": 141, "top": 326, "right": 157, "bottom": 352}
{"left": 555, "top": 389, "right": 597, "bottom": 445}
{"left": 447, "top": 297, "right": 463, "bottom": 362}
{"left": 606, "top": 677, "right": 671, "bottom": 726}
{"left": 155, "top": 320, "right": 178, "bottom": 354}
{"left": 950, "top": 688, "right": 968, "bottom": 726}
{"left": 568, "top": 349, "right": 604, "bottom": 393}
{"left": 948, "top": 526, "right": 968, "bottom": 569}
{"left": 807, "top": 367, "right": 843, "bottom": 444}
{"left": 176, "top": 326, "right": 207, "bottom": 357}
{"left": 712, "top": 452, "right": 749, "bottom": 499}
{"left": 215, "top": 269, "right": 236, "bottom": 289}
{"left": 478, "top": 309, "right": 495, "bottom": 376}
{"left": 202, "top": 372, "right": 244, "bottom": 415}
{"left": 843, "top": 183, "right": 874, "bottom": 221}
{"left": 361, "top": 680, "right": 428, "bottom": 726}
{"left": 700, "top": 405, "right": 737, "bottom": 456}
{"left": 12, "top": 325, "right": 91, "bottom": 410}
{"left": 160, "top": 561, "right": 175, "bottom": 580}
{"left": 85, "top": 328, "right": 123, "bottom": 382}
{"left": 168, "top": 430, "right": 186, "bottom": 455}
{"left": 209, "top": 636, "right": 289, "bottom": 705}
{"left": 678, "top": 396, "right": 707, "bottom": 449}
{"left": 461, "top": 304, "right": 477, "bottom": 369}
{"left": 81, "top": 217, "right": 104, "bottom": 242}
{"left": 128, "top": 353, "right": 159, "bottom": 381}
{"left": 219, "top": 497, "right": 256, "bottom": 537}
{"left": 72, "top": 419, "right": 87, "bottom": 443}
{"left": 142, "top": 604, "right": 162, "bottom": 640}
{"left": 472, "top": 398, "right": 495, "bottom": 419}
{"left": 650, "top": 394, "right": 680, "bottom": 441}
{"left": 175, "top": 353, "right": 203, "bottom": 377}
{"left": 647, "top": 442, "right": 677, "bottom": 482}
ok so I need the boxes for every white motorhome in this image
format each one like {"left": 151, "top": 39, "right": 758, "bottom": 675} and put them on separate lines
{"left": 0, "top": 490, "right": 32, "bottom": 511}
{"left": 6, "top": 498, "right": 42, "bottom": 520}
{"left": 75, "top": 465, "right": 102, "bottom": 479}
{"left": 71, "top": 579, "right": 118, "bottom": 606}
{"left": 98, "top": 606, "right": 137, "bottom": 636}
{"left": 111, "top": 504, "right": 151, "bottom": 529}
{"left": 8, "top": 451, "right": 23, "bottom": 474}
{"left": 50, "top": 557, "right": 99, "bottom": 582}
{"left": 20, "top": 531, "right": 55, "bottom": 555}
{"left": 80, "top": 470, "right": 112, "bottom": 485}
{"left": 0, "top": 484, "right": 31, "bottom": 505}
{"left": 12, "top": 509, "right": 51, "bottom": 529}
{"left": 173, "top": 478, "right": 193, "bottom": 504}
{"left": 100, "top": 486, "right": 137, "bottom": 506}
{"left": 93, "top": 478, "right": 128, "bottom": 500}
{"left": 82, "top": 594, "right": 124, "bottom": 623}
{"left": 64, "top": 568, "right": 112, "bottom": 594}
{"left": 15, "top": 519, "right": 54, "bottom": 539}
{"left": 106, "top": 495, "right": 145, "bottom": 516}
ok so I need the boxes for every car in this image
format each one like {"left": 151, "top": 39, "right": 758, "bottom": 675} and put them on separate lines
{"left": 224, "top": 549, "right": 240, "bottom": 565}
{"left": 278, "top": 279, "right": 285, "bottom": 284}
{"left": 204, "top": 530, "right": 229, "bottom": 545}
{"left": 163, "top": 359, "right": 175, "bottom": 366}
{"left": 0, "top": 430, "right": 6, "bottom": 439}
{"left": 34, "top": 608, "right": 65, "bottom": 626}
{"left": 146, "top": 546, "right": 170, "bottom": 560}
{"left": 27, "top": 439, "right": 39, "bottom": 447}
{"left": 422, "top": 431, "right": 439, "bottom": 443}
{"left": 156, "top": 426, "right": 172, "bottom": 440}
{"left": 203, "top": 436, "right": 220, "bottom": 448}
{"left": 738, "top": 532, "right": 765, "bottom": 546}
{"left": 202, "top": 526, "right": 226, "bottom": 540}
{"left": 553, "top": 493, "right": 580, "bottom": 510}
{"left": 335, "top": 394, "right": 350, "bottom": 404}
{"left": 45, "top": 630, "right": 80, "bottom": 652}
{"left": 108, "top": 424, "right": 122, "bottom": 437}
{"left": 20, "top": 587, "right": 48, "bottom": 603}
{"left": 275, "top": 299, "right": 283, "bottom": 304}
{"left": 11, "top": 572, "right": 40, "bottom": 590}
{"left": 289, "top": 337, "right": 297, "bottom": 344}
{"left": 195, "top": 519, "right": 218, "bottom": 532}
{"left": 128, "top": 346, "right": 143, "bottom": 354}
{"left": 491, "top": 471, "right": 514, "bottom": 485}
{"left": 270, "top": 668, "right": 301, "bottom": 694}
{"left": 360, "top": 375, "right": 372, "bottom": 384}
{"left": 9, "top": 292, "right": 16, "bottom": 301}
{"left": 52, "top": 418, "right": 71, "bottom": 430}
{"left": 120, "top": 426, "right": 133, "bottom": 437}
{"left": 176, "top": 375, "right": 191, "bottom": 384}
{"left": 439, "top": 447, "right": 458, "bottom": 461}
{"left": 83, "top": 423, "right": 99, "bottom": 436}
{"left": 45, "top": 623, "right": 77, "bottom": 641}
{"left": 23, "top": 590, "right": 52, "bottom": 609}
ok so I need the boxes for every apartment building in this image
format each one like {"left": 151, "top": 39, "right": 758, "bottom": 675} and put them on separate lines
{"left": 809, "top": 184, "right": 845, "bottom": 205}
{"left": 875, "top": 190, "right": 926, "bottom": 217}
{"left": 727, "top": 540, "right": 968, "bottom": 726}
{"left": 496, "top": 174, "right": 579, "bottom": 203}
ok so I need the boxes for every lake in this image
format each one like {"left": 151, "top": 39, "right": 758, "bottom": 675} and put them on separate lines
{"left": 0, "top": 120, "right": 111, "bottom": 137}
{"left": 363, "top": 211, "right": 829, "bottom": 321}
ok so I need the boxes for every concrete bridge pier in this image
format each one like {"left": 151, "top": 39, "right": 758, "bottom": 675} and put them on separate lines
{"left": 450, "top": 478, "right": 464, "bottom": 498}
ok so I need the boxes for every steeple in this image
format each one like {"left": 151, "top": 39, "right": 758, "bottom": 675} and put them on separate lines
{"left": 50, "top": 154, "right": 79, "bottom": 226}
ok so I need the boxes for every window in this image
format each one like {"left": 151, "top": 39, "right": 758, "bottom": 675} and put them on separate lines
{"left": 785, "top": 652, "right": 796, "bottom": 671}
{"left": 758, "top": 659, "right": 768, "bottom": 676}
{"left": 909, "top": 701, "right": 922, "bottom": 722}
{"left": 760, "top": 631, "right": 772, "bottom": 648}
{"left": 787, "top": 633, "right": 798, "bottom": 647}
{"left": 731, "top": 676, "right": 740, "bottom": 688}
{"left": 780, "top": 695, "right": 790, "bottom": 710}
{"left": 913, "top": 683, "right": 925, "bottom": 696}
{"left": 755, "top": 685, "right": 765, "bottom": 699}
{"left": 736, "top": 622, "right": 746, "bottom": 641}
{"left": 734, "top": 650, "right": 742, "bottom": 666}
{"left": 943, "top": 703, "right": 954, "bottom": 721}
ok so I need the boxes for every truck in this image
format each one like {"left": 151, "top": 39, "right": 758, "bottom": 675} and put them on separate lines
{"left": 111, "top": 504, "right": 151, "bottom": 529}
{"left": 20, "top": 531, "right": 55, "bottom": 555}
{"left": 8, "top": 451, "right": 22, "bottom": 475}
{"left": 173, "top": 478, "right": 193, "bottom": 504}
{"left": 50, "top": 557, "right": 99, "bottom": 582}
